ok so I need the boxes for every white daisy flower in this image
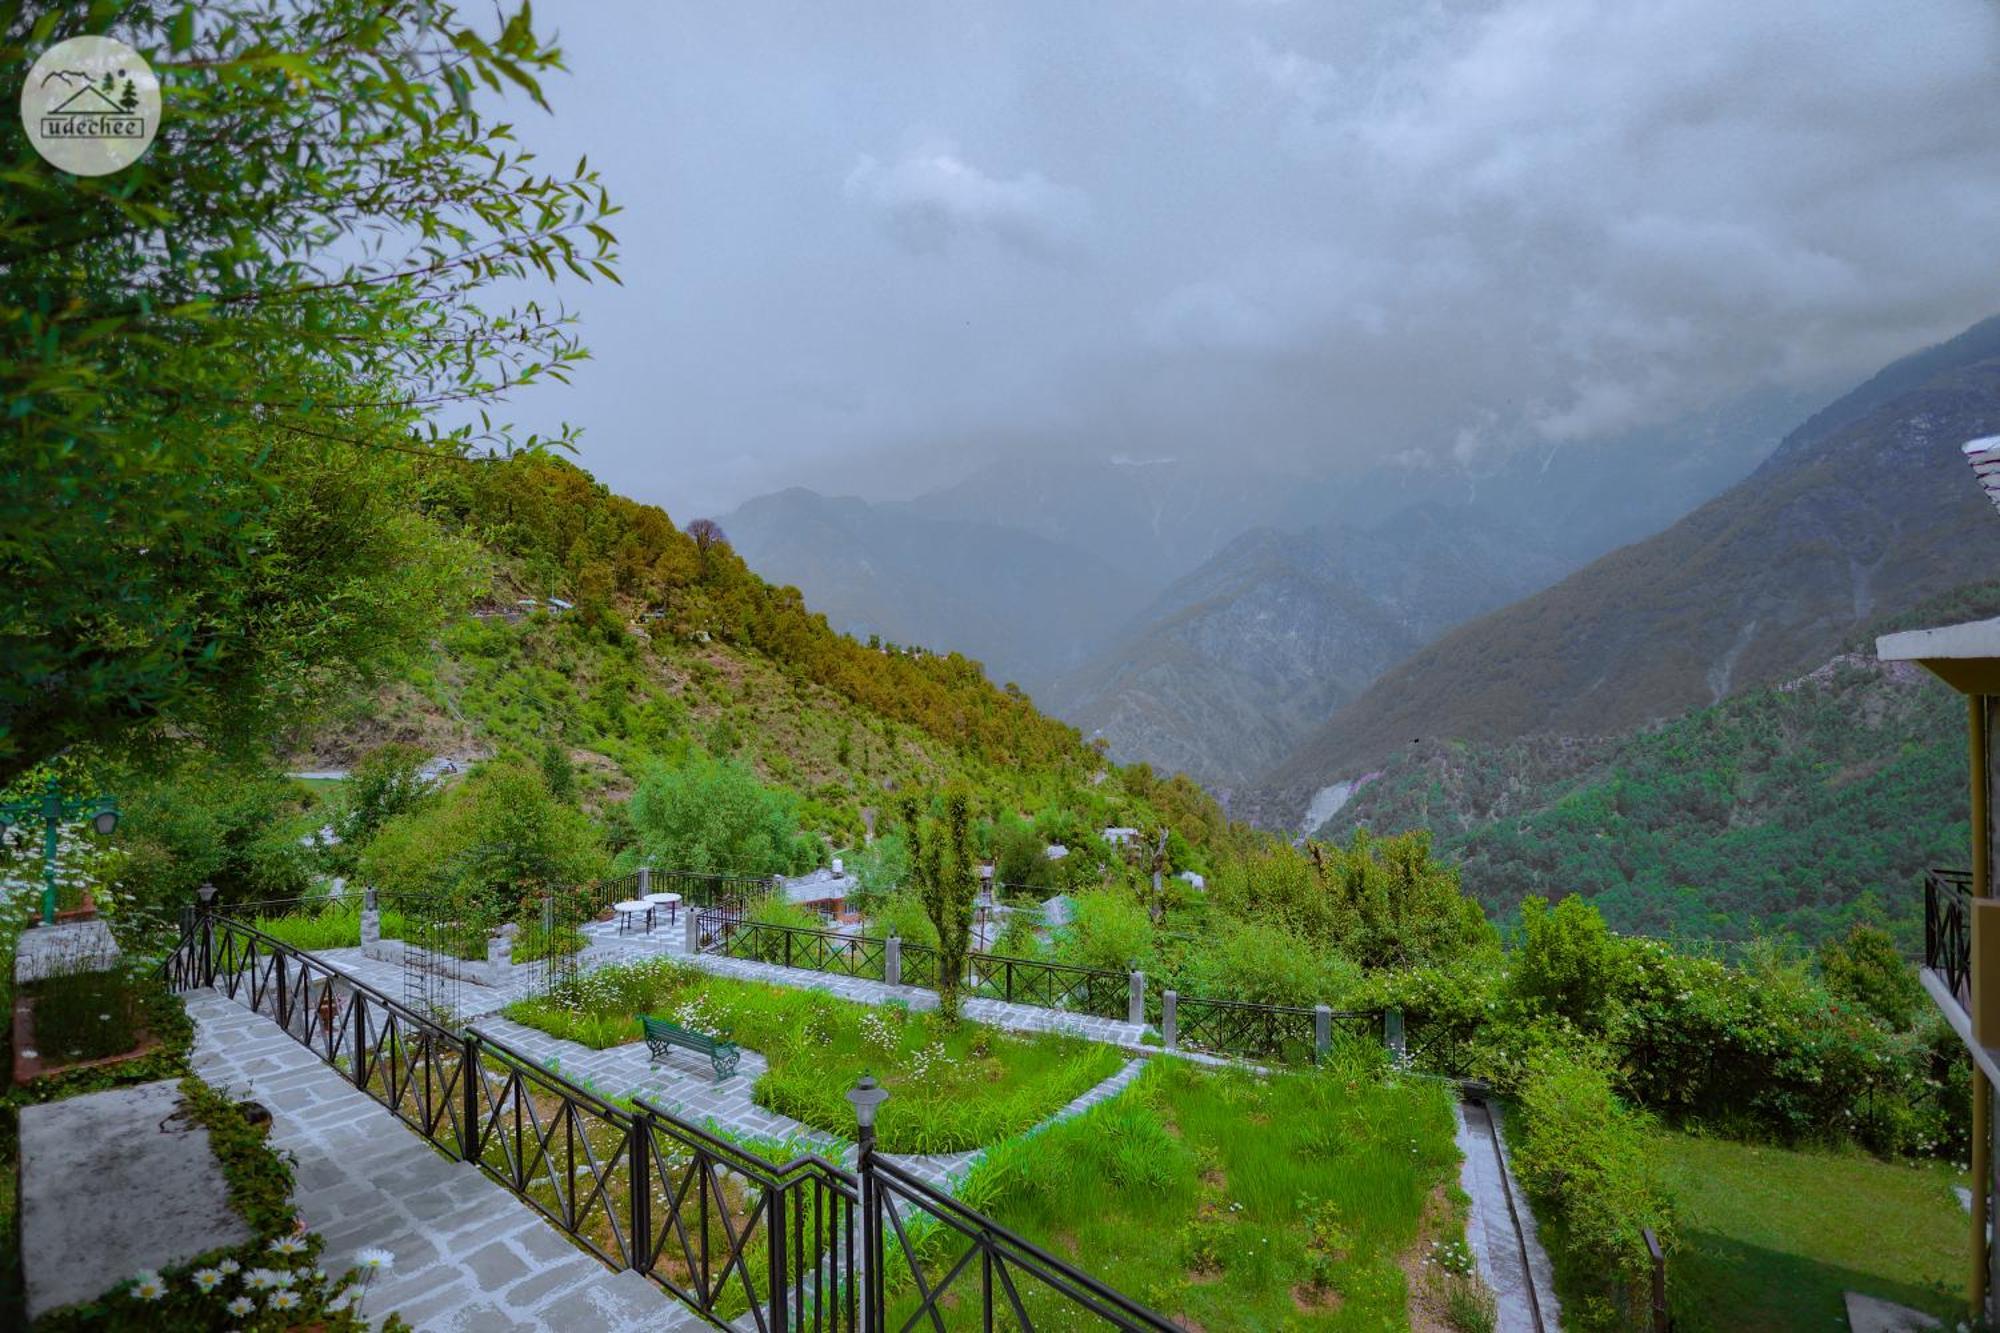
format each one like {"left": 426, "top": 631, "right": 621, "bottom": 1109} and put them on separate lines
{"left": 355, "top": 1247, "right": 395, "bottom": 1272}
{"left": 218, "top": 1258, "right": 242, "bottom": 1275}
{"left": 131, "top": 1272, "right": 166, "bottom": 1301}
{"left": 269, "top": 1236, "right": 308, "bottom": 1256}
{"left": 192, "top": 1268, "right": 224, "bottom": 1293}
{"left": 268, "top": 1289, "right": 302, "bottom": 1311}
{"left": 226, "top": 1296, "right": 255, "bottom": 1317}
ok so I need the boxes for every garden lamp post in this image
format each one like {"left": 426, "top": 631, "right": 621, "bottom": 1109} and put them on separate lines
{"left": 847, "top": 1074, "right": 890, "bottom": 1333}
{"left": 0, "top": 774, "right": 119, "bottom": 926}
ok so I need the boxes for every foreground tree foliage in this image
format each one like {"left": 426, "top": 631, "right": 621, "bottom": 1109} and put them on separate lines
{"left": 1, "top": 0, "right": 617, "bottom": 780}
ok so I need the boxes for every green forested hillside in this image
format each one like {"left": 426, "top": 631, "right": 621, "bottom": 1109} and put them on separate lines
{"left": 293, "top": 453, "right": 1241, "bottom": 856}
{"left": 1318, "top": 624, "right": 1986, "bottom": 948}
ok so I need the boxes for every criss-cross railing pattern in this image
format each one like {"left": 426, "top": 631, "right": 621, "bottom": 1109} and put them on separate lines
{"left": 1168, "top": 996, "right": 1376, "bottom": 1056}
{"left": 965, "top": 953, "right": 1126, "bottom": 1018}
{"left": 1926, "top": 866, "right": 1973, "bottom": 1011}
{"left": 710, "top": 917, "right": 888, "bottom": 981}
{"left": 470, "top": 1029, "right": 636, "bottom": 1269}
{"left": 1402, "top": 1011, "right": 1479, "bottom": 1079}
{"left": 866, "top": 1156, "right": 1177, "bottom": 1332}
{"left": 633, "top": 1099, "right": 856, "bottom": 1332}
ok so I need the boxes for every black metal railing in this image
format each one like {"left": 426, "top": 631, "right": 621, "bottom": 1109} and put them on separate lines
{"left": 1927, "top": 867, "right": 1973, "bottom": 1010}
{"left": 865, "top": 1152, "right": 1178, "bottom": 1331}
{"left": 169, "top": 904, "right": 1177, "bottom": 1332}
{"left": 1173, "top": 995, "right": 1378, "bottom": 1063}
{"left": 598, "top": 868, "right": 774, "bottom": 915}
{"left": 966, "top": 952, "right": 1128, "bottom": 1019}
{"left": 709, "top": 916, "right": 888, "bottom": 981}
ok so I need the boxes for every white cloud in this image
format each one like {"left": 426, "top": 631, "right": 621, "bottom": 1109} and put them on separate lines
{"left": 843, "top": 142, "right": 1091, "bottom": 263}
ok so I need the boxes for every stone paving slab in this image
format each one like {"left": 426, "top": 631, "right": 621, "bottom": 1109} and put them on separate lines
{"left": 20, "top": 1078, "right": 252, "bottom": 1319}
{"left": 14, "top": 917, "right": 121, "bottom": 982}
{"left": 186, "top": 988, "right": 704, "bottom": 1332}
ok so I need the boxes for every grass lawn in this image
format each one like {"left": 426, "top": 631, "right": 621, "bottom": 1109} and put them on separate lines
{"left": 1655, "top": 1130, "right": 1966, "bottom": 1330}
{"left": 912, "top": 1056, "right": 1489, "bottom": 1331}
{"left": 503, "top": 957, "right": 1126, "bottom": 1153}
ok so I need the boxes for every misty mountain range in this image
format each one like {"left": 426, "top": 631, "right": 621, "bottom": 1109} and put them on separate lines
{"left": 722, "top": 378, "right": 1814, "bottom": 794}
{"left": 723, "top": 317, "right": 2000, "bottom": 826}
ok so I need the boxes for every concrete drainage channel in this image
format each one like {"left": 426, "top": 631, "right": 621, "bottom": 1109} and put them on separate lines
{"left": 1454, "top": 1092, "right": 1562, "bottom": 1333}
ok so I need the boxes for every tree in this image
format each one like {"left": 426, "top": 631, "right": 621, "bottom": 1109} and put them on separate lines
{"left": 2, "top": 2, "right": 618, "bottom": 781}
{"left": 1817, "top": 923, "right": 1924, "bottom": 1029}
{"left": 361, "top": 761, "right": 606, "bottom": 921}
{"left": 626, "top": 757, "right": 815, "bottom": 876}
{"left": 330, "top": 743, "right": 436, "bottom": 868}
{"left": 901, "top": 788, "right": 977, "bottom": 1024}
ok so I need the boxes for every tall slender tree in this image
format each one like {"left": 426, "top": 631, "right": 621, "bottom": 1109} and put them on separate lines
{"left": 900, "top": 788, "right": 977, "bottom": 1024}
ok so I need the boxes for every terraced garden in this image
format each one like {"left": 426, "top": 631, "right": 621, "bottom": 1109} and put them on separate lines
{"left": 502, "top": 957, "right": 1126, "bottom": 1153}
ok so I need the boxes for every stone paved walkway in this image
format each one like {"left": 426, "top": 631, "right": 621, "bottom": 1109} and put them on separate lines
{"left": 186, "top": 989, "right": 703, "bottom": 1332}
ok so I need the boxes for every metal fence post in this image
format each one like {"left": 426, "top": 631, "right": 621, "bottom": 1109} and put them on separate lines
{"left": 885, "top": 934, "right": 902, "bottom": 988}
{"left": 1385, "top": 1007, "right": 1407, "bottom": 1062}
{"left": 1129, "top": 970, "right": 1145, "bottom": 1026}
{"left": 1644, "top": 1227, "right": 1667, "bottom": 1332}
{"left": 1314, "top": 1004, "right": 1331, "bottom": 1063}
{"left": 350, "top": 986, "right": 369, "bottom": 1088}
{"left": 461, "top": 1032, "right": 482, "bottom": 1162}
{"left": 638, "top": 865, "right": 651, "bottom": 897}
{"left": 630, "top": 1110, "right": 651, "bottom": 1277}
{"left": 1162, "top": 990, "right": 1178, "bottom": 1051}
{"left": 684, "top": 908, "right": 701, "bottom": 955}
{"left": 768, "top": 1176, "right": 790, "bottom": 1331}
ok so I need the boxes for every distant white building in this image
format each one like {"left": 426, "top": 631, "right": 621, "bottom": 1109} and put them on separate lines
{"left": 1176, "top": 870, "right": 1206, "bottom": 891}
{"left": 1100, "top": 826, "right": 1140, "bottom": 847}
{"left": 1042, "top": 894, "right": 1075, "bottom": 928}
{"left": 1044, "top": 844, "right": 1069, "bottom": 860}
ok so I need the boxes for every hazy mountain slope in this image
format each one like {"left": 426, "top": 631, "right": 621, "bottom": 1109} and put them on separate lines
{"left": 1048, "top": 506, "right": 1570, "bottom": 791}
{"left": 1313, "top": 639, "right": 1978, "bottom": 949}
{"left": 720, "top": 488, "right": 1147, "bottom": 691}
{"left": 1252, "top": 315, "right": 2000, "bottom": 826}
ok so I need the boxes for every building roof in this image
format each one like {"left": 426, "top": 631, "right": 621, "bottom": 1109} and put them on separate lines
{"left": 1876, "top": 615, "right": 2000, "bottom": 693}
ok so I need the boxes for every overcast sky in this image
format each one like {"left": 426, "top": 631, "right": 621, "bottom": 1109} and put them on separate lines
{"left": 494, "top": 0, "right": 2000, "bottom": 520}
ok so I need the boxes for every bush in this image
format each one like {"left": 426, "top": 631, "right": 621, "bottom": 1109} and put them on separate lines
{"left": 1510, "top": 1046, "right": 1675, "bottom": 1332}
{"left": 870, "top": 891, "right": 938, "bottom": 947}
{"left": 1053, "top": 889, "right": 1154, "bottom": 973}
{"left": 1177, "top": 919, "right": 1360, "bottom": 1008}
{"left": 1510, "top": 895, "right": 1629, "bottom": 1031}
{"left": 1817, "top": 923, "right": 1924, "bottom": 1030}
{"left": 361, "top": 759, "right": 607, "bottom": 919}
{"left": 625, "top": 756, "right": 818, "bottom": 876}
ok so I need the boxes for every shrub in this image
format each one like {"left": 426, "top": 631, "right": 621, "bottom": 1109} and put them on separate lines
{"left": 361, "top": 759, "right": 607, "bottom": 918}
{"left": 871, "top": 891, "right": 939, "bottom": 947}
{"left": 1053, "top": 889, "right": 1154, "bottom": 974}
{"left": 1817, "top": 923, "right": 1924, "bottom": 1030}
{"left": 1178, "top": 919, "right": 1360, "bottom": 1008}
{"left": 625, "top": 756, "right": 818, "bottom": 876}
{"left": 1509, "top": 895, "right": 1629, "bottom": 1031}
{"left": 1510, "top": 1046, "right": 1675, "bottom": 1331}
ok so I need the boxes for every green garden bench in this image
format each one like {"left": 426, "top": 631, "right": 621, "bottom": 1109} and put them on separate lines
{"left": 639, "top": 1014, "right": 740, "bottom": 1083}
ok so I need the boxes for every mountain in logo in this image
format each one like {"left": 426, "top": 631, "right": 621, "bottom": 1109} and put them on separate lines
{"left": 48, "top": 74, "right": 135, "bottom": 116}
